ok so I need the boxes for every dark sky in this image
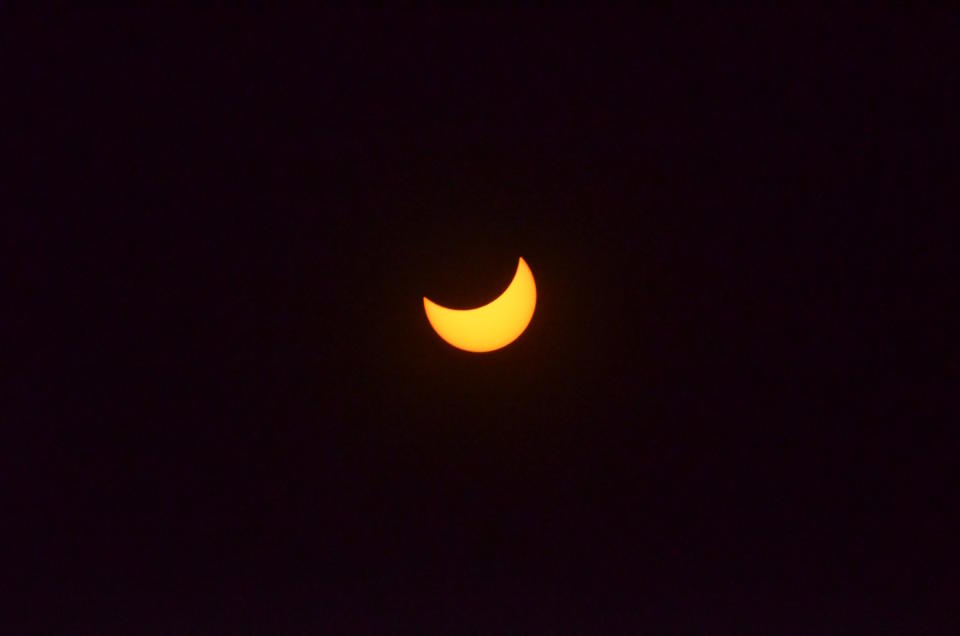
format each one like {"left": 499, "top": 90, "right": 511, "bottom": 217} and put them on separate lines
{"left": 7, "top": 9, "right": 958, "bottom": 634}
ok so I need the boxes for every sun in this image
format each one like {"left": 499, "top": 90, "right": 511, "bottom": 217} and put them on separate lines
{"left": 423, "top": 257, "right": 537, "bottom": 353}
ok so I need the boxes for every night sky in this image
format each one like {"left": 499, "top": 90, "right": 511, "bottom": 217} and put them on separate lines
{"left": 8, "top": 9, "right": 957, "bottom": 633}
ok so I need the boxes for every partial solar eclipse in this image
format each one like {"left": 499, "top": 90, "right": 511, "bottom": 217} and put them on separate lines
{"left": 423, "top": 257, "right": 537, "bottom": 353}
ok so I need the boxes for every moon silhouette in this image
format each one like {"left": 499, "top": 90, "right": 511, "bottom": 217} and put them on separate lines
{"left": 423, "top": 257, "right": 537, "bottom": 353}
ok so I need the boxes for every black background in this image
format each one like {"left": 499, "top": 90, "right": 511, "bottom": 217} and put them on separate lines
{"left": 6, "top": 9, "right": 958, "bottom": 633}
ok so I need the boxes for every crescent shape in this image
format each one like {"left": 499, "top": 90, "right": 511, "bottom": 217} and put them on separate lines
{"left": 423, "top": 257, "right": 537, "bottom": 353}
